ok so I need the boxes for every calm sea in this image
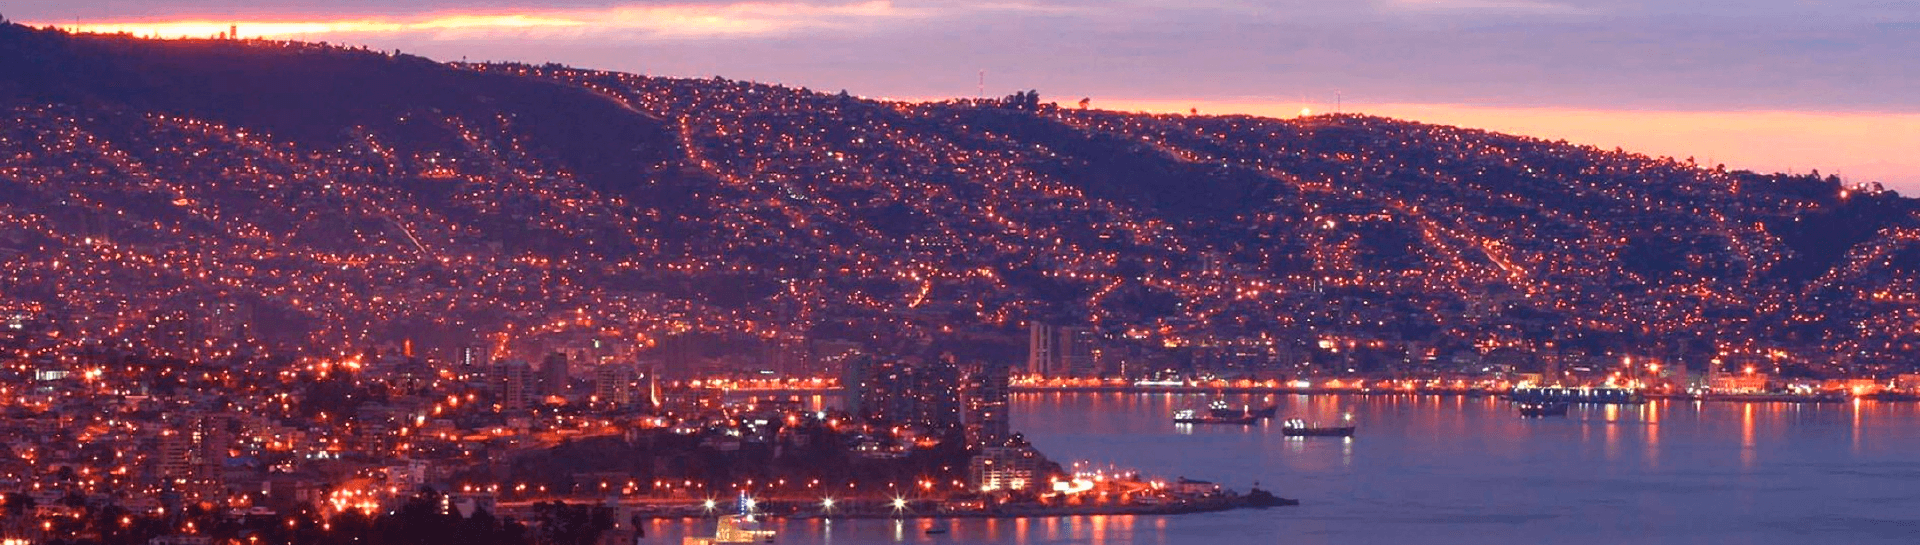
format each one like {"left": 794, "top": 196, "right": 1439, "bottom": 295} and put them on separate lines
{"left": 645, "top": 392, "right": 1920, "bottom": 544}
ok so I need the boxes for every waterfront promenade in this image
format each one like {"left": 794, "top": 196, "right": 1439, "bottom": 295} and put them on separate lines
{"left": 719, "top": 383, "right": 1891, "bottom": 403}
{"left": 495, "top": 488, "right": 1296, "bottom": 521}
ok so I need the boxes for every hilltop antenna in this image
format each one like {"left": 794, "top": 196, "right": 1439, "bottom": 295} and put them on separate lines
{"left": 1336, "top": 92, "right": 1342, "bottom": 114}
{"left": 978, "top": 70, "right": 985, "bottom": 100}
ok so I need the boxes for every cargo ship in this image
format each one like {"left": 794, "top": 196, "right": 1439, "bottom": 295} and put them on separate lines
{"left": 1509, "top": 386, "right": 1644, "bottom": 405}
{"left": 1280, "top": 417, "right": 1355, "bottom": 437}
{"left": 1517, "top": 402, "right": 1570, "bottom": 417}
{"left": 1208, "top": 400, "right": 1279, "bottom": 420}
{"left": 1173, "top": 408, "right": 1259, "bottom": 425}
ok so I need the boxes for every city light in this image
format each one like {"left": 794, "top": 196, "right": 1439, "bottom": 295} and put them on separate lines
{"left": 0, "top": 13, "right": 1909, "bottom": 545}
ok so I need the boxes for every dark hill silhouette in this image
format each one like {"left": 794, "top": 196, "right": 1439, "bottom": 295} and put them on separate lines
{"left": 0, "top": 24, "right": 687, "bottom": 203}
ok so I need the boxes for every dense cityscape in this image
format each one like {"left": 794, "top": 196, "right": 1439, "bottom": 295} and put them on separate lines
{"left": 0, "top": 20, "right": 1918, "bottom": 545}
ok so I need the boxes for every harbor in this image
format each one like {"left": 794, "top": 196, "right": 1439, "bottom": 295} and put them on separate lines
{"left": 1006, "top": 380, "right": 1909, "bottom": 405}
{"left": 615, "top": 391, "right": 1920, "bottom": 544}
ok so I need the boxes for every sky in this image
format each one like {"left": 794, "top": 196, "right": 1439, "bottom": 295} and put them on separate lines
{"left": 7, "top": 0, "right": 1918, "bottom": 191}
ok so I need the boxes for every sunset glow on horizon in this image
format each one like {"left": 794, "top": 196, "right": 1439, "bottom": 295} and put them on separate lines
{"left": 5, "top": 2, "right": 1920, "bottom": 543}
{"left": 1096, "top": 99, "right": 1920, "bottom": 191}
{"left": 11, "top": 0, "right": 1915, "bottom": 190}
{"left": 29, "top": 1, "right": 918, "bottom": 41}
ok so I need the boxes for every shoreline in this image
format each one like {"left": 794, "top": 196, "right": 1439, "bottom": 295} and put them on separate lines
{"left": 725, "top": 386, "right": 1911, "bottom": 403}
{"left": 787, "top": 494, "right": 1298, "bottom": 520}
{"left": 573, "top": 490, "right": 1299, "bottom": 522}
{"left": 1007, "top": 386, "right": 1903, "bottom": 404}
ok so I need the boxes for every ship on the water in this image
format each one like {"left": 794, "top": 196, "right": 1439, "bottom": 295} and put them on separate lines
{"left": 686, "top": 493, "right": 777, "bottom": 544}
{"left": 1208, "top": 400, "right": 1279, "bottom": 420}
{"left": 1509, "top": 386, "right": 1645, "bottom": 405}
{"left": 1280, "top": 416, "right": 1356, "bottom": 437}
{"left": 1517, "top": 402, "right": 1571, "bottom": 417}
{"left": 1174, "top": 408, "right": 1259, "bottom": 425}
{"left": 682, "top": 515, "right": 775, "bottom": 544}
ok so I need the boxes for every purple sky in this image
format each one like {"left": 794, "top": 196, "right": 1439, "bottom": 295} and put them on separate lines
{"left": 9, "top": 1, "right": 1919, "bottom": 189}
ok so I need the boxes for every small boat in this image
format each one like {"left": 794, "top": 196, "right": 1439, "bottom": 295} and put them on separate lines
{"left": 1280, "top": 417, "right": 1355, "bottom": 437}
{"left": 1174, "top": 408, "right": 1258, "bottom": 424}
{"left": 1518, "top": 402, "right": 1570, "bottom": 417}
{"left": 925, "top": 525, "right": 950, "bottom": 535}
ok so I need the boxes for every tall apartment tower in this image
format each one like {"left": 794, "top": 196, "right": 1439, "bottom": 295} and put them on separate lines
{"left": 914, "top": 358, "right": 963, "bottom": 426}
{"left": 843, "top": 355, "right": 876, "bottom": 418}
{"left": 1026, "top": 323, "right": 1055, "bottom": 377}
{"left": 157, "top": 414, "right": 234, "bottom": 498}
{"left": 492, "top": 361, "right": 536, "bottom": 412}
{"left": 1058, "top": 326, "right": 1097, "bottom": 378}
{"left": 541, "top": 351, "right": 570, "bottom": 396}
{"left": 848, "top": 356, "right": 962, "bottom": 427}
{"left": 1028, "top": 323, "right": 1099, "bottom": 378}
{"left": 1541, "top": 342, "right": 1563, "bottom": 386}
{"left": 964, "top": 362, "right": 1011, "bottom": 449}
{"left": 460, "top": 345, "right": 489, "bottom": 370}
{"left": 593, "top": 364, "right": 638, "bottom": 407}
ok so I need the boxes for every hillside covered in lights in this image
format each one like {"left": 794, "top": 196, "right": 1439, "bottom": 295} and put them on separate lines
{"left": 1, "top": 23, "right": 1917, "bottom": 374}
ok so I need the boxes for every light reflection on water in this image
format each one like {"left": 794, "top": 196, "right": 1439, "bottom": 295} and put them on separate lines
{"left": 634, "top": 393, "right": 1920, "bottom": 544}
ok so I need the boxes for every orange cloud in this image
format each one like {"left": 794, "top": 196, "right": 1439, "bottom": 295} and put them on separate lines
{"left": 38, "top": 1, "right": 922, "bottom": 40}
{"left": 1100, "top": 99, "right": 1920, "bottom": 191}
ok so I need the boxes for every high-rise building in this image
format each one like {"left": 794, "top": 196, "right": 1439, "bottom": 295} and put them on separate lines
{"left": 1059, "top": 326, "right": 1098, "bottom": 378}
{"left": 963, "top": 361, "right": 1011, "bottom": 449}
{"left": 856, "top": 359, "right": 910, "bottom": 423}
{"left": 593, "top": 364, "right": 639, "bottom": 407}
{"left": 913, "top": 358, "right": 963, "bottom": 426}
{"left": 492, "top": 361, "right": 536, "bottom": 411}
{"left": 1026, "top": 323, "right": 1055, "bottom": 377}
{"left": 767, "top": 333, "right": 809, "bottom": 377}
{"left": 968, "top": 434, "right": 1044, "bottom": 493}
{"left": 843, "top": 355, "right": 876, "bottom": 418}
{"left": 199, "top": 414, "right": 235, "bottom": 473}
{"left": 1540, "top": 341, "right": 1563, "bottom": 386}
{"left": 157, "top": 414, "right": 234, "bottom": 498}
{"left": 849, "top": 356, "right": 961, "bottom": 426}
{"left": 460, "top": 345, "right": 489, "bottom": 370}
{"left": 541, "top": 351, "right": 570, "bottom": 396}
{"left": 1028, "top": 323, "right": 1100, "bottom": 378}
{"left": 157, "top": 430, "right": 196, "bottom": 484}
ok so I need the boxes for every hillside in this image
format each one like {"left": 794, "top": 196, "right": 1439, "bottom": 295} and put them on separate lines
{"left": 1, "top": 24, "right": 1915, "bottom": 374}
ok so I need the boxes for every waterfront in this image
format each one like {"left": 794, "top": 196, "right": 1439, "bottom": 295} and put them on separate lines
{"left": 645, "top": 392, "right": 1920, "bottom": 544}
